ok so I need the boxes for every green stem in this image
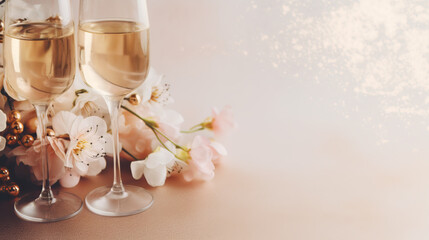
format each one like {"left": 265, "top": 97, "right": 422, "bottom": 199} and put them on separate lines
{"left": 152, "top": 129, "right": 172, "bottom": 153}
{"left": 181, "top": 127, "right": 205, "bottom": 134}
{"left": 152, "top": 129, "right": 186, "bottom": 162}
{"left": 152, "top": 127, "right": 188, "bottom": 151}
{"left": 121, "top": 105, "right": 154, "bottom": 126}
{"left": 189, "top": 123, "right": 203, "bottom": 130}
{"left": 122, "top": 147, "right": 138, "bottom": 161}
{"left": 121, "top": 105, "right": 188, "bottom": 152}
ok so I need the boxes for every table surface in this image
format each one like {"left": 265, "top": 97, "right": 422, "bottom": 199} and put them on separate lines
{"left": 4, "top": 0, "right": 429, "bottom": 239}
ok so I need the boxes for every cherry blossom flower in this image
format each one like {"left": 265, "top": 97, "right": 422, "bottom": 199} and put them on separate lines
{"left": 9, "top": 138, "right": 67, "bottom": 185}
{"left": 133, "top": 67, "right": 173, "bottom": 105}
{"left": 119, "top": 109, "right": 154, "bottom": 161}
{"left": 52, "top": 111, "right": 110, "bottom": 180}
{"left": 71, "top": 89, "right": 109, "bottom": 124}
{"left": 206, "top": 105, "right": 236, "bottom": 136}
{"left": 183, "top": 135, "right": 216, "bottom": 182}
{"left": 131, "top": 142, "right": 186, "bottom": 187}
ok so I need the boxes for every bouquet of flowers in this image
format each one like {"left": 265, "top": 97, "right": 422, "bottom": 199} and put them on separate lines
{"left": 0, "top": 68, "right": 236, "bottom": 188}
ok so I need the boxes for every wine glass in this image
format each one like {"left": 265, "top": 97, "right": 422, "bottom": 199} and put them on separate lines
{"left": 78, "top": 0, "right": 153, "bottom": 216}
{"left": 3, "top": 0, "right": 82, "bottom": 222}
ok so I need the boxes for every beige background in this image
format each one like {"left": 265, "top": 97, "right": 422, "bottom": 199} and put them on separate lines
{"left": 3, "top": 0, "right": 429, "bottom": 239}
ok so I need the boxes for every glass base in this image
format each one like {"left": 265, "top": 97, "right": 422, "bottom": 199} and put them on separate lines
{"left": 14, "top": 191, "right": 83, "bottom": 222}
{"left": 85, "top": 185, "right": 153, "bottom": 217}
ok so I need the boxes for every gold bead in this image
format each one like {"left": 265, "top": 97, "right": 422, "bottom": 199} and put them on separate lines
{"left": 10, "top": 121, "right": 24, "bottom": 134}
{"left": 128, "top": 94, "right": 141, "bottom": 105}
{"left": 25, "top": 117, "right": 38, "bottom": 134}
{"left": 46, "top": 129, "right": 55, "bottom": 137}
{"left": 0, "top": 167, "right": 9, "bottom": 179}
{"left": 21, "top": 135, "right": 35, "bottom": 147}
{"left": 6, "top": 183, "right": 19, "bottom": 197}
{"left": 6, "top": 134, "right": 18, "bottom": 146}
{"left": 7, "top": 110, "right": 21, "bottom": 124}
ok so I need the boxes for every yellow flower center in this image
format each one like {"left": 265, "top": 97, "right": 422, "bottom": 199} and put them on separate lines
{"left": 202, "top": 117, "right": 213, "bottom": 129}
{"left": 73, "top": 139, "right": 89, "bottom": 156}
{"left": 150, "top": 87, "right": 162, "bottom": 102}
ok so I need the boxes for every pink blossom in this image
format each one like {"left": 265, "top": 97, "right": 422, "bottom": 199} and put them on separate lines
{"left": 189, "top": 135, "right": 227, "bottom": 165}
{"left": 210, "top": 105, "right": 236, "bottom": 136}
{"left": 183, "top": 136, "right": 215, "bottom": 182}
{"left": 10, "top": 138, "right": 66, "bottom": 185}
{"left": 207, "top": 140, "right": 227, "bottom": 165}
{"left": 119, "top": 109, "right": 155, "bottom": 161}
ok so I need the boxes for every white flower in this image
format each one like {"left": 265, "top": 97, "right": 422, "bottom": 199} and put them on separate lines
{"left": 132, "top": 68, "right": 173, "bottom": 105}
{"left": 52, "top": 111, "right": 110, "bottom": 176}
{"left": 71, "top": 89, "right": 110, "bottom": 125}
{"left": 131, "top": 142, "right": 187, "bottom": 187}
{"left": 0, "top": 109, "right": 6, "bottom": 151}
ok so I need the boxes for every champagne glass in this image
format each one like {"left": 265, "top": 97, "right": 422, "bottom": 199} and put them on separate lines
{"left": 78, "top": 0, "right": 153, "bottom": 216}
{"left": 3, "top": 0, "right": 82, "bottom": 222}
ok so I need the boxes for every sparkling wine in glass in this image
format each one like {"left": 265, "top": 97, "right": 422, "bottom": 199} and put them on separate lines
{"left": 3, "top": 0, "right": 82, "bottom": 222}
{"left": 79, "top": 0, "right": 153, "bottom": 216}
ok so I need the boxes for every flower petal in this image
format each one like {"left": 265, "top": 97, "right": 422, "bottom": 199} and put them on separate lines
{"left": 210, "top": 141, "right": 227, "bottom": 156}
{"left": 163, "top": 109, "right": 184, "bottom": 125}
{"left": 145, "top": 148, "right": 174, "bottom": 169}
{"left": 52, "top": 111, "right": 77, "bottom": 135}
{"left": 0, "top": 136, "right": 6, "bottom": 151}
{"left": 86, "top": 158, "right": 106, "bottom": 176}
{"left": 144, "top": 164, "right": 167, "bottom": 187}
{"left": 74, "top": 156, "right": 89, "bottom": 175}
{"left": 73, "top": 116, "right": 108, "bottom": 140}
{"left": 60, "top": 169, "right": 81, "bottom": 188}
{"left": 0, "top": 110, "right": 6, "bottom": 132}
{"left": 130, "top": 160, "right": 146, "bottom": 180}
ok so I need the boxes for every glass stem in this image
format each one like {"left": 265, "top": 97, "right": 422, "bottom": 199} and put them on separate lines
{"left": 34, "top": 104, "right": 54, "bottom": 203}
{"left": 104, "top": 96, "right": 125, "bottom": 194}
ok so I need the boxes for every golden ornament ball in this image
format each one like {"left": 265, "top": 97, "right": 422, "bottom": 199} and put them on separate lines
{"left": 46, "top": 128, "right": 55, "bottom": 137}
{"left": 7, "top": 110, "right": 21, "bottom": 124}
{"left": 21, "top": 135, "right": 35, "bottom": 147}
{"left": 6, "top": 183, "right": 19, "bottom": 197}
{"left": 6, "top": 134, "right": 18, "bottom": 146}
{"left": 25, "top": 117, "right": 38, "bottom": 134}
{"left": 10, "top": 121, "right": 24, "bottom": 134}
{"left": 128, "top": 94, "right": 141, "bottom": 105}
{"left": 0, "top": 167, "right": 9, "bottom": 179}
